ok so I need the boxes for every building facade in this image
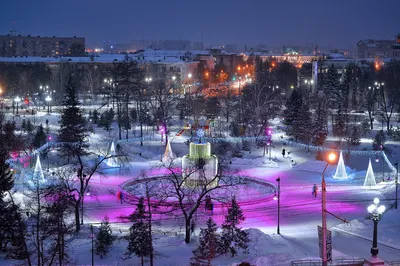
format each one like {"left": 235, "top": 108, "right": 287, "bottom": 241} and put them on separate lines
{"left": 356, "top": 39, "right": 395, "bottom": 58}
{"left": 0, "top": 34, "right": 85, "bottom": 57}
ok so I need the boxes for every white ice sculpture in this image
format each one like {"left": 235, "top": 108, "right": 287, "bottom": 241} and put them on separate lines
{"left": 162, "top": 140, "right": 174, "bottom": 163}
{"left": 364, "top": 158, "right": 376, "bottom": 188}
{"left": 105, "top": 142, "right": 119, "bottom": 167}
{"left": 333, "top": 151, "right": 349, "bottom": 180}
{"left": 33, "top": 156, "right": 45, "bottom": 184}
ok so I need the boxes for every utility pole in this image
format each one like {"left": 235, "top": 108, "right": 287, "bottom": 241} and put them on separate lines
{"left": 91, "top": 225, "right": 94, "bottom": 266}
{"left": 395, "top": 163, "right": 398, "bottom": 209}
{"left": 322, "top": 162, "right": 329, "bottom": 266}
{"left": 277, "top": 177, "right": 281, "bottom": 235}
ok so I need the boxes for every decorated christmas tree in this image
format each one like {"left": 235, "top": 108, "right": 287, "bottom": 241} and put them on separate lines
{"left": 33, "top": 155, "right": 45, "bottom": 184}
{"left": 105, "top": 142, "right": 119, "bottom": 167}
{"left": 162, "top": 140, "right": 174, "bottom": 163}
{"left": 333, "top": 151, "right": 348, "bottom": 180}
{"left": 363, "top": 158, "right": 376, "bottom": 188}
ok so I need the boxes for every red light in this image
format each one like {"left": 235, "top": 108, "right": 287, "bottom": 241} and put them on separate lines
{"left": 48, "top": 136, "right": 52, "bottom": 140}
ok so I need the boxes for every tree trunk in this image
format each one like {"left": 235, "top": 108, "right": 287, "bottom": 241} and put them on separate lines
{"left": 387, "top": 118, "right": 391, "bottom": 131}
{"left": 75, "top": 202, "right": 81, "bottom": 232}
{"left": 370, "top": 116, "right": 374, "bottom": 130}
{"left": 185, "top": 219, "right": 191, "bottom": 244}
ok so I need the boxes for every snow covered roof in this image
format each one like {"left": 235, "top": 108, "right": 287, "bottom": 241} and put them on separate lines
{"left": 0, "top": 53, "right": 195, "bottom": 64}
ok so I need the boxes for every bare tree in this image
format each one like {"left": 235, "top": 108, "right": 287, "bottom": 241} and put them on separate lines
{"left": 158, "top": 157, "right": 242, "bottom": 244}
{"left": 82, "top": 65, "right": 100, "bottom": 95}
{"left": 56, "top": 143, "right": 126, "bottom": 232}
{"left": 147, "top": 65, "right": 177, "bottom": 145}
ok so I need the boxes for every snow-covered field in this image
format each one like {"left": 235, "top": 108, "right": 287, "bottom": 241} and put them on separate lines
{"left": 2, "top": 111, "right": 400, "bottom": 265}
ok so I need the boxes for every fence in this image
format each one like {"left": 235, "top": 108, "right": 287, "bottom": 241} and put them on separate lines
{"left": 291, "top": 259, "right": 364, "bottom": 266}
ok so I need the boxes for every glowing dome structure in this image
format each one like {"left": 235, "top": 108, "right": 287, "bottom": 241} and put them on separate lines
{"left": 182, "top": 129, "right": 218, "bottom": 188}
{"left": 364, "top": 158, "right": 377, "bottom": 188}
{"left": 333, "top": 151, "right": 349, "bottom": 180}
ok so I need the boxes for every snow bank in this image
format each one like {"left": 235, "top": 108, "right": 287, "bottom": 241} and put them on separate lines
{"left": 231, "top": 157, "right": 279, "bottom": 168}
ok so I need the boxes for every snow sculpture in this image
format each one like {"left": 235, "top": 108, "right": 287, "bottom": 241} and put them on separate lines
{"left": 332, "top": 151, "right": 349, "bottom": 180}
{"left": 105, "top": 142, "right": 119, "bottom": 167}
{"left": 182, "top": 130, "right": 218, "bottom": 188}
{"left": 33, "top": 156, "right": 45, "bottom": 184}
{"left": 363, "top": 158, "right": 376, "bottom": 188}
{"left": 162, "top": 140, "right": 174, "bottom": 163}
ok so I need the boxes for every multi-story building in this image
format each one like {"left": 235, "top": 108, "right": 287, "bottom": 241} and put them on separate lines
{"left": 0, "top": 34, "right": 85, "bottom": 57}
{"left": 356, "top": 39, "right": 395, "bottom": 58}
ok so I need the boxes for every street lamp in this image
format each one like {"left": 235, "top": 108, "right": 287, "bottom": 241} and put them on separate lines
{"left": 218, "top": 116, "right": 221, "bottom": 137}
{"left": 395, "top": 163, "right": 399, "bottom": 209}
{"left": 90, "top": 224, "right": 94, "bottom": 266}
{"left": 321, "top": 152, "right": 336, "bottom": 266}
{"left": 160, "top": 126, "right": 165, "bottom": 161}
{"left": 45, "top": 96, "right": 52, "bottom": 114}
{"left": 367, "top": 198, "right": 385, "bottom": 258}
{"left": 273, "top": 177, "right": 281, "bottom": 234}
{"left": 14, "top": 96, "right": 21, "bottom": 115}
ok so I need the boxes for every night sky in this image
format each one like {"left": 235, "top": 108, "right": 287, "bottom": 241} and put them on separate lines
{"left": 0, "top": 0, "right": 398, "bottom": 49}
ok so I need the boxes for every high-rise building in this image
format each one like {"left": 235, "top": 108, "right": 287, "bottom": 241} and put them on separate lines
{"left": 0, "top": 34, "right": 85, "bottom": 57}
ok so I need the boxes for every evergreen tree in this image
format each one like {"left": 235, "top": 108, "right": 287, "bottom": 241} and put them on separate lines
{"left": 230, "top": 121, "right": 240, "bottom": 137}
{"left": 373, "top": 130, "right": 386, "bottom": 150}
{"left": 219, "top": 198, "right": 250, "bottom": 257}
{"left": 190, "top": 218, "right": 220, "bottom": 266}
{"left": 32, "top": 124, "right": 47, "bottom": 149}
{"left": 324, "top": 64, "right": 340, "bottom": 108}
{"left": 293, "top": 103, "right": 313, "bottom": 145}
{"left": 348, "top": 126, "right": 361, "bottom": 146}
{"left": 332, "top": 106, "right": 346, "bottom": 141}
{"left": 126, "top": 197, "right": 152, "bottom": 266}
{"left": 312, "top": 102, "right": 328, "bottom": 146}
{"left": 95, "top": 216, "right": 114, "bottom": 259}
{"left": 21, "top": 119, "right": 26, "bottom": 132}
{"left": 99, "top": 109, "right": 114, "bottom": 135}
{"left": 26, "top": 120, "right": 34, "bottom": 135}
{"left": 92, "top": 109, "right": 100, "bottom": 124}
{"left": 58, "top": 77, "right": 88, "bottom": 158}
{"left": 283, "top": 89, "right": 303, "bottom": 137}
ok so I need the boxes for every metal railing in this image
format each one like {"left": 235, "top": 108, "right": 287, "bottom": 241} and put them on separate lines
{"left": 290, "top": 259, "right": 364, "bottom": 266}
{"left": 387, "top": 261, "right": 400, "bottom": 266}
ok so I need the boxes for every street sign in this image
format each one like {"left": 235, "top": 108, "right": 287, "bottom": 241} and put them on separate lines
{"left": 318, "top": 226, "right": 332, "bottom": 261}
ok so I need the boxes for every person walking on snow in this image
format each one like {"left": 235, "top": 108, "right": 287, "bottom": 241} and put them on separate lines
{"left": 312, "top": 184, "right": 318, "bottom": 198}
{"left": 282, "top": 148, "right": 286, "bottom": 158}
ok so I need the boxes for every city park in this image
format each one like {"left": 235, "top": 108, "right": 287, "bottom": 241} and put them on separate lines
{"left": 4, "top": 102, "right": 400, "bottom": 266}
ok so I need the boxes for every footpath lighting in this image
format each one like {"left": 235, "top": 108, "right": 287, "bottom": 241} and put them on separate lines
{"left": 14, "top": 96, "right": 21, "bottom": 115}
{"left": 367, "top": 198, "right": 385, "bottom": 258}
{"left": 273, "top": 177, "right": 281, "bottom": 234}
{"left": 321, "top": 152, "right": 336, "bottom": 265}
{"left": 45, "top": 96, "right": 52, "bottom": 114}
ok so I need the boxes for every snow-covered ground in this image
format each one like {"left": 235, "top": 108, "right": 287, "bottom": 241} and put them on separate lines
{"left": 2, "top": 111, "right": 400, "bottom": 265}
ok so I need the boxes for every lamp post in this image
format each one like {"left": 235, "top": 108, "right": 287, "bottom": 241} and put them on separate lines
{"left": 90, "top": 224, "right": 94, "bottom": 266}
{"left": 14, "top": 96, "right": 21, "bottom": 115}
{"left": 45, "top": 96, "right": 52, "bottom": 114}
{"left": 321, "top": 152, "right": 337, "bottom": 266}
{"left": 266, "top": 128, "right": 272, "bottom": 160}
{"left": 367, "top": 198, "right": 385, "bottom": 258}
{"left": 273, "top": 177, "right": 281, "bottom": 234}
{"left": 218, "top": 116, "right": 221, "bottom": 137}
{"left": 395, "top": 163, "right": 399, "bottom": 209}
{"left": 104, "top": 78, "right": 115, "bottom": 109}
{"left": 160, "top": 126, "right": 164, "bottom": 161}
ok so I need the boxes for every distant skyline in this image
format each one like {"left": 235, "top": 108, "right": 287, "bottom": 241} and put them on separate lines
{"left": 0, "top": 0, "right": 399, "bottom": 50}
